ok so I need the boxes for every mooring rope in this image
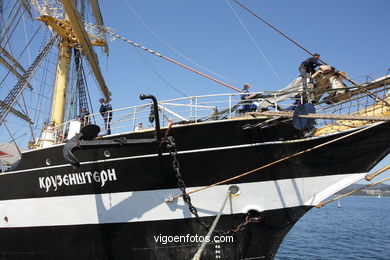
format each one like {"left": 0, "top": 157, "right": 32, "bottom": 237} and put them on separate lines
{"left": 316, "top": 176, "right": 390, "bottom": 208}
{"left": 171, "top": 122, "right": 383, "bottom": 201}
{"left": 192, "top": 189, "right": 232, "bottom": 260}
{"left": 365, "top": 164, "right": 390, "bottom": 181}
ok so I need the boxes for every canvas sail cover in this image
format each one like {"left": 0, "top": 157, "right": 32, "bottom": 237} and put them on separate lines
{"left": 257, "top": 77, "right": 303, "bottom": 109}
{"left": 257, "top": 66, "right": 353, "bottom": 109}
{"left": 0, "top": 142, "right": 21, "bottom": 168}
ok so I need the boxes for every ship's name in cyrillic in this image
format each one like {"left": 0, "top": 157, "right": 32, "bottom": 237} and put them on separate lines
{"left": 39, "top": 168, "right": 117, "bottom": 192}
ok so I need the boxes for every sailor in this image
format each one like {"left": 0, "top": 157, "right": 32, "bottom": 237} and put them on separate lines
{"left": 211, "top": 107, "right": 219, "bottom": 120}
{"left": 78, "top": 107, "right": 90, "bottom": 126}
{"left": 168, "top": 118, "right": 174, "bottom": 128}
{"left": 299, "top": 53, "right": 325, "bottom": 103}
{"left": 99, "top": 98, "right": 113, "bottom": 135}
{"left": 241, "top": 84, "right": 257, "bottom": 113}
{"left": 134, "top": 122, "right": 143, "bottom": 131}
{"left": 148, "top": 104, "right": 155, "bottom": 126}
{"left": 299, "top": 53, "right": 326, "bottom": 102}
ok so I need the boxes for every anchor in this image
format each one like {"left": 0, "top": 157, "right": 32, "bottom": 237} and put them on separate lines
{"left": 63, "top": 94, "right": 163, "bottom": 168}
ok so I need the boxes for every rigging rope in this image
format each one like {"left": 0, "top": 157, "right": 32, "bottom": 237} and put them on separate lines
{"left": 3, "top": 121, "right": 22, "bottom": 154}
{"left": 171, "top": 122, "right": 383, "bottom": 200}
{"left": 316, "top": 176, "right": 390, "bottom": 208}
{"left": 22, "top": 15, "right": 32, "bottom": 65}
{"left": 0, "top": 25, "right": 42, "bottom": 89}
{"left": 0, "top": 1, "right": 20, "bottom": 43}
{"left": 225, "top": 0, "right": 284, "bottom": 87}
{"left": 352, "top": 68, "right": 390, "bottom": 82}
{"left": 0, "top": 35, "right": 57, "bottom": 126}
{"left": 33, "top": 36, "right": 57, "bottom": 130}
{"left": 19, "top": 92, "right": 35, "bottom": 142}
{"left": 82, "top": 58, "right": 96, "bottom": 122}
{"left": 233, "top": 0, "right": 316, "bottom": 58}
{"left": 133, "top": 46, "right": 187, "bottom": 97}
{"left": 123, "top": 0, "right": 240, "bottom": 86}
{"left": 1, "top": 3, "right": 26, "bottom": 51}
{"left": 97, "top": 26, "right": 241, "bottom": 93}
{"left": 231, "top": 0, "right": 365, "bottom": 88}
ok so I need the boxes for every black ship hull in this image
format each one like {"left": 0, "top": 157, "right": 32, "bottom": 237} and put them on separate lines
{"left": 0, "top": 118, "right": 389, "bottom": 259}
{"left": 0, "top": 207, "right": 310, "bottom": 259}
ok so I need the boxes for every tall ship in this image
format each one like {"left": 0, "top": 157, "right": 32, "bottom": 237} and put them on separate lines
{"left": 0, "top": 1, "right": 389, "bottom": 259}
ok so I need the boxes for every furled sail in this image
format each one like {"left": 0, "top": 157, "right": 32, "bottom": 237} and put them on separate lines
{"left": 0, "top": 142, "right": 20, "bottom": 172}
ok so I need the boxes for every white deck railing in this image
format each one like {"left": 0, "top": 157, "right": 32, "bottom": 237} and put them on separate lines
{"left": 51, "top": 81, "right": 389, "bottom": 143}
{"left": 55, "top": 91, "right": 297, "bottom": 140}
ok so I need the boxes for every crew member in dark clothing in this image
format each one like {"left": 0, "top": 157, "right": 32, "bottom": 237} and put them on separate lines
{"left": 241, "top": 84, "right": 257, "bottom": 113}
{"left": 241, "top": 84, "right": 251, "bottom": 112}
{"left": 78, "top": 107, "right": 90, "bottom": 126}
{"left": 299, "top": 53, "right": 324, "bottom": 89}
{"left": 148, "top": 104, "right": 155, "bottom": 125}
{"left": 99, "top": 98, "right": 112, "bottom": 135}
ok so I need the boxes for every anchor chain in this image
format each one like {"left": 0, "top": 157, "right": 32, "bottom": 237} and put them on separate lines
{"left": 164, "top": 135, "right": 260, "bottom": 235}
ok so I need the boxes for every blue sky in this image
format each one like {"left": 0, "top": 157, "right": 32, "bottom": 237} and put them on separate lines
{"left": 96, "top": 0, "right": 390, "bottom": 105}
{"left": 93, "top": 0, "right": 390, "bottom": 183}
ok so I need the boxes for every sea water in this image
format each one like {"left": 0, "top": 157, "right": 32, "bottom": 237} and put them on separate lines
{"left": 276, "top": 196, "right": 390, "bottom": 260}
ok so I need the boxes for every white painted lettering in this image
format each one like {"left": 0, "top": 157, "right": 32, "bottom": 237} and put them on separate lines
{"left": 38, "top": 168, "right": 117, "bottom": 191}
{"left": 100, "top": 170, "right": 108, "bottom": 187}
{"left": 108, "top": 169, "right": 117, "bottom": 181}
{"left": 50, "top": 176, "right": 57, "bottom": 191}
{"left": 69, "top": 173, "right": 77, "bottom": 185}
{"left": 77, "top": 173, "right": 86, "bottom": 184}
{"left": 85, "top": 172, "right": 92, "bottom": 183}
{"left": 63, "top": 175, "right": 69, "bottom": 185}
{"left": 39, "top": 177, "right": 45, "bottom": 189}
{"left": 57, "top": 175, "right": 63, "bottom": 186}
{"left": 45, "top": 177, "right": 51, "bottom": 192}
{"left": 93, "top": 171, "right": 100, "bottom": 182}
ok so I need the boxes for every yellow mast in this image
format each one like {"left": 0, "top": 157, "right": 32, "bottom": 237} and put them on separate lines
{"left": 61, "top": 0, "right": 111, "bottom": 101}
{"left": 31, "top": 2, "right": 109, "bottom": 148}
{"left": 37, "top": 11, "right": 110, "bottom": 126}
{"left": 50, "top": 40, "right": 71, "bottom": 126}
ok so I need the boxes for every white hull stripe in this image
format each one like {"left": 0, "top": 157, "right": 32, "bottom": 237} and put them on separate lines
{"left": 0, "top": 173, "right": 365, "bottom": 228}
{"left": 4, "top": 140, "right": 302, "bottom": 175}
{"left": 6, "top": 125, "right": 364, "bottom": 175}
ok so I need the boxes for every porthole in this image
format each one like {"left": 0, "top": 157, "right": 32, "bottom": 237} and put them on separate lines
{"left": 45, "top": 159, "right": 51, "bottom": 165}
{"left": 104, "top": 150, "right": 111, "bottom": 158}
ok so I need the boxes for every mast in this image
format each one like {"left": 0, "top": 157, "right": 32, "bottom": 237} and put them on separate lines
{"left": 50, "top": 40, "right": 71, "bottom": 126}
{"left": 0, "top": 0, "right": 109, "bottom": 148}
{"left": 36, "top": 1, "right": 110, "bottom": 126}
{"left": 61, "top": 0, "right": 111, "bottom": 101}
